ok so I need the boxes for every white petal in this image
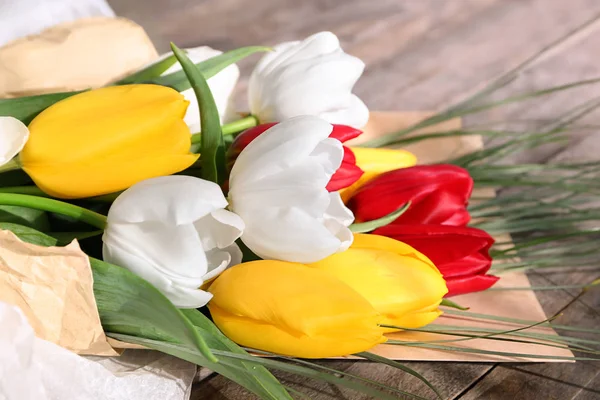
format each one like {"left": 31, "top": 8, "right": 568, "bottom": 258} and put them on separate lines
{"left": 107, "top": 176, "right": 227, "bottom": 225}
{"left": 161, "top": 46, "right": 240, "bottom": 128}
{"left": 318, "top": 94, "right": 370, "bottom": 130}
{"left": 325, "top": 192, "right": 355, "bottom": 227}
{"left": 194, "top": 209, "right": 244, "bottom": 251}
{"left": 309, "top": 137, "right": 344, "bottom": 179}
{"left": 103, "top": 239, "right": 212, "bottom": 309}
{"left": 0, "top": 116, "right": 29, "bottom": 165}
{"left": 229, "top": 116, "right": 334, "bottom": 189}
{"left": 248, "top": 31, "right": 368, "bottom": 128}
{"left": 240, "top": 207, "right": 347, "bottom": 263}
{"left": 103, "top": 222, "right": 208, "bottom": 283}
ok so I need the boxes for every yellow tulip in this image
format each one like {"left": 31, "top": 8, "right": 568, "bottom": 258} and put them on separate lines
{"left": 341, "top": 147, "right": 417, "bottom": 202}
{"left": 20, "top": 85, "right": 198, "bottom": 199}
{"left": 309, "top": 234, "right": 448, "bottom": 331}
{"left": 208, "top": 260, "right": 386, "bottom": 358}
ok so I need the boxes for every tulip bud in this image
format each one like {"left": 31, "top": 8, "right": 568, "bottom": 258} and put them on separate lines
{"left": 102, "top": 176, "right": 244, "bottom": 309}
{"left": 249, "top": 31, "right": 369, "bottom": 129}
{"left": 19, "top": 84, "right": 199, "bottom": 199}
{"left": 374, "top": 224, "right": 499, "bottom": 296}
{"left": 208, "top": 260, "right": 386, "bottom": 358}
{"left": 347, "top": 164, "right": 473, "bottom": 226}
{"left": 227, "top": 122, "right": 364, "bottom": 191}
{"left": 228, "top": 117, "right": 355, "bottom": 263}
{"left": 309, "top": 234, "right": 448, "bottom": 330}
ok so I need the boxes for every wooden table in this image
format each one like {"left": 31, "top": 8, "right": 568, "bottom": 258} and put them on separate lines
{"left": 108, "top": 1, "right": 600, "bottom": 398}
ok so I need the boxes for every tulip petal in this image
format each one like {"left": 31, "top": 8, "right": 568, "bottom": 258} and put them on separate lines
{"left": 446, "top": 274, "right": 500, "bottom": 297}
{"left": 230, "top": 116, "right": 335, "bottom": 188}
{"left": 194, "top": 209, "right": 245, "bottom": 250}
{"left": 202, "top": 243, "right": 243, "bottom": 283}
{"left": 241, "top": 206, "right": 352, "bottom": 263}
{"left": 310, "top": 234, "right": 447, "bottom": 330}
{"left": 318, "top": 94, "right": 369, "bottom": 130}
{"left": 103, "top": 222, "right": 209, "bottom": 282}
{"left": 107, "top": 176, "right": 228, "bottom": 225}
{"left": 391, "top": 303, "right": 443, "bottom": 329}
{"left": 208, "top": 260, "right": 385, "bottom": 358}
{"left": 249, "top": 32, "right": 369, "bottom": 128}
{"left": 0, "top": 116, "right": 29, "bottom": 165}
{"left": 103, "top": 237, "right": 213, "bottom": 309}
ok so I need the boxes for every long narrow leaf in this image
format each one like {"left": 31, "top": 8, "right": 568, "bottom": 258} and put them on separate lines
{"left": 171, "top": 43, "right": 225, "bottom": 184}
{"left": 0, "top": 91, "right": 82, "bottom": 124}
{"left": 114, "top": 55, "right": 177, "bottom": 84}
{"left": 156, "top": 46, "right": 269, "bottom": 91}
{"left": 180, "top": 309, "right": 293, "bottom": 400}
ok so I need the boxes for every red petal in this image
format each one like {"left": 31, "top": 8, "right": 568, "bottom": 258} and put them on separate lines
{"left": 445, "top": 274, "right": 500, "bottom": 297}
{"left": 348, "top": 165, "right": 474, "bottom": 225}
{"left": 327, "top": 162, "right": 364, "bottom": 191}
{"left": 329, "top": 125, "right": 363, "bottom": 142}
{"left": 374, "top": 224, "right": 494, "bottom": 266}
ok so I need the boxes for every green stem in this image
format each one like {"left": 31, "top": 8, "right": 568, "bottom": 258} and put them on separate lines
{"left": 0, "top": 193, "right": 107, "bottom": 229}
{"left": 0, "top": 158, "right": 21, "bottom": 173}
{"left": 190, "top": 115, "right": 259, "bottom": 144}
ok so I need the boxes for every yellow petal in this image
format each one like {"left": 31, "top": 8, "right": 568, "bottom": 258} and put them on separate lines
{"left": 309, "top": 234, "right": 448, "bottom": 331}
{"left": 390, "top": 303, "right": 443, "bottom": 330}
{"left": 340, "top": 147, "right": 417, "bottom": 202}
{"left": 20, "top": 84, "right": 198, "bottom": 199}
{"left": 352, "top": 233, "right": 439, "bottom": 272}
{"left": 208, "top": 260, "right": 386, "bottom": 358}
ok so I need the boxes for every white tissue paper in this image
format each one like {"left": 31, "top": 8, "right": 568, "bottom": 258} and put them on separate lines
{"left": 0, "top": 302, "right": 197, "bottom": 400}
{"left": 0, "top": 0, "right": 115, "bottom": 47}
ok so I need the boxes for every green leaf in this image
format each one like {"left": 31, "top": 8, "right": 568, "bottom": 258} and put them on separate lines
{"left": 171, "top": 43, "right": 225, "bottom": 184}
{"left": 0, "top": 91, "right": 82, "bottom": 124}
{"left": 0, "top": 222, "right": 57, "bottom": 246}
{"left": 155, "top": 46, "right": 270, "bottom": 92}
{"left": 114, "top": 55, "right": 177, "bottom": 85}
{"left": 180, "top": 309, "right": 293, "bottom": 400}
{"left": 440, "top": 298, "right": 470, "bottom": 310}
{"left": 0, "top": 205, "right": 49, "bottom": 231}
{"left": 349, "top": 202, "right": 410, "bottom": 233}
{"left": 89, "top": 257, "right": 217, "bottom": 362}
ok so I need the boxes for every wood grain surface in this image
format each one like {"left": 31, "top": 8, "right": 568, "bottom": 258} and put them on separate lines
{"left": 107, "top": 0, "right": 600, "bottom": 398}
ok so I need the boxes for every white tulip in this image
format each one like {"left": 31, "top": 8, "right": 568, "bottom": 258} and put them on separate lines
{"left": 229, "top": 115, "right": 354, "bottom": 263}
{"left": 0, "top": 0, "right": 114, "bottom": 47}
{"left": 160, "top": 46, "right": 240, "bottom": 132}
{"left": 249, "top": 31, "right": 369, "bottom": 129}
{"left": 102, "top": 176, "right": 244, "bottom": 308}
{"left": 0, "top": 116, "right": 29, "bottom": 166}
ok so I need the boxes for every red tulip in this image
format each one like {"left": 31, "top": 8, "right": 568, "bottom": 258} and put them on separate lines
{"left": 373, "top": 224, "right": 499, "bottom": 296}
{"left": 347, "top": 164, "right": 473, "bottom": 226}
{"left": 226, "top": 123, "right": 364, "bottom": 191}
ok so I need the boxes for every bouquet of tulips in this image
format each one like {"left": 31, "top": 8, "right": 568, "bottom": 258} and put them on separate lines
{"left": 1, "top": 27, "right": 599, "bottom": 400}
